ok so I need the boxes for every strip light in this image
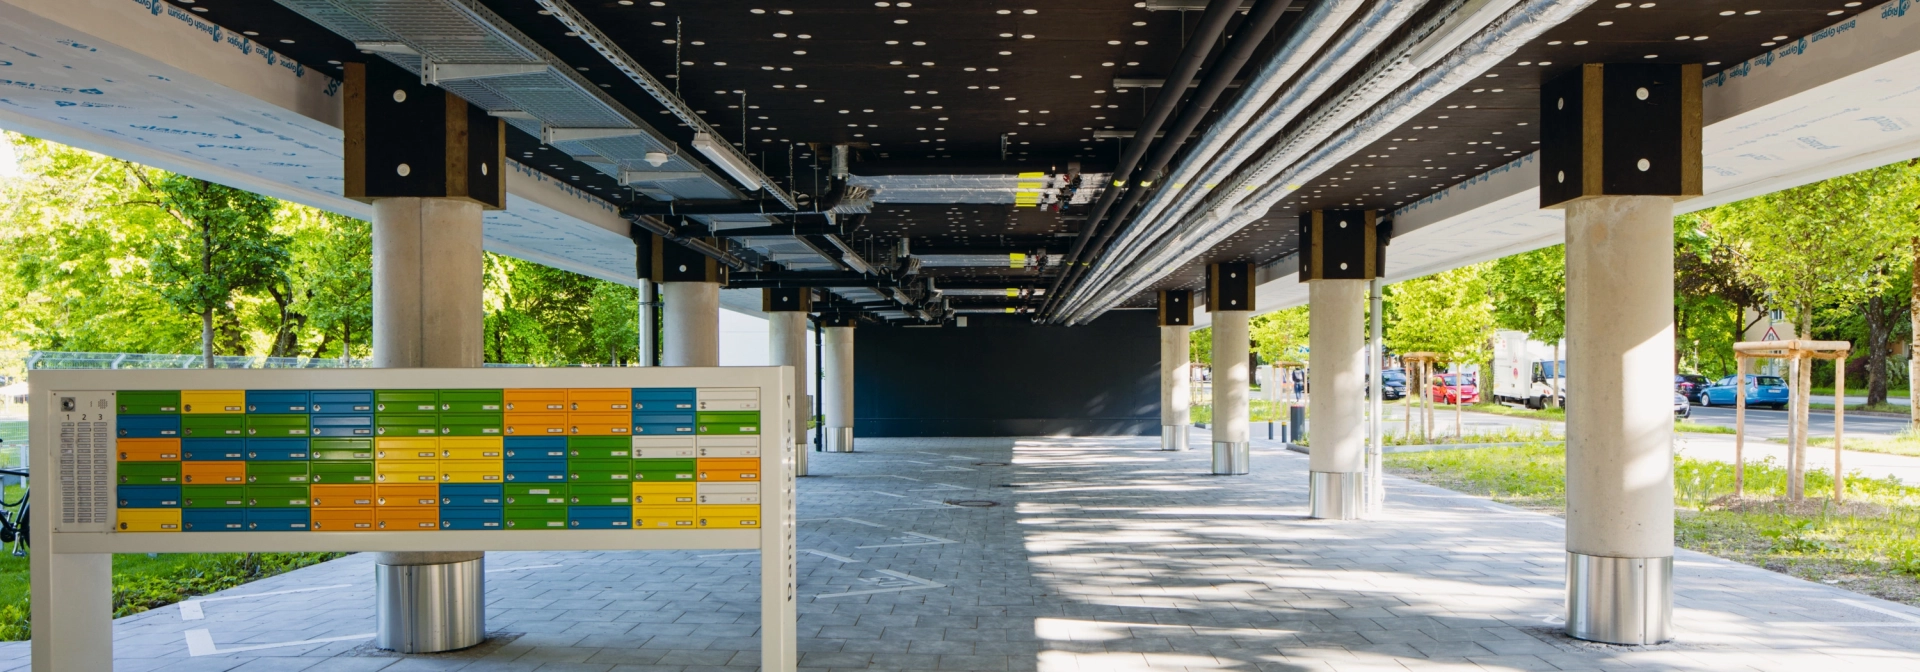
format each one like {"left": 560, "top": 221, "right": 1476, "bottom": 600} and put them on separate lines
{"left": 692, "top": 132, "right": 762, "bottom": 192}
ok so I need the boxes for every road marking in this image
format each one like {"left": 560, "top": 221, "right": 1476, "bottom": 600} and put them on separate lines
{"left": 908, "top": 483, "right": 969, "bottom": 491}
{"left": 178, "top": 584, "right": 355, "bottom": 621}
{"left": 814, "top": 569, "right": 945, "bottom": 598}
{"left": 486, "top": 563, "right": 562, "bottom": 574}
{"left": 802, "top": 549, "right": 860, "bottom": 563}
{"left": 697, "top": 551, "right": 758, "bottom": 558}
{"left": 184, "top": 628, "right": 374, "bottom": 656}
{"left": 857, "top": 531, "right": 958, "bottom": 549}
{"left": 1836, "top": 599, "right": 1920, "bottom": 622}
{"left": 863, "top": 491, "right": 908, "bottom": 498}
{"left": 797, "top": 516, "right": 890, "bottom": 527}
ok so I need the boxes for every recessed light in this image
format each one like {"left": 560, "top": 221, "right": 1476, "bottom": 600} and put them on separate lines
{"left": 1772, "top": 35, "right": 1789, "bottom": 40}
{"left": 793, "top": 50, "right": 807, "bottom": 55}
{"left": 1107, "top": 40, "right": 1121, "bottom": 45}
{"left": 895, "top": 19, "right": 909, "bottom": 24}
{"left": 1598, "top": 21, "right": 1614, "bottom": 26}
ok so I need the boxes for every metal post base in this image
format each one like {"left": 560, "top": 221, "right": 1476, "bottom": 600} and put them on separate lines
{"left": 1161, "top": 425, "right": 1190, "bottom": 452}
{"left": 1566, "top": 553, "right": 1673, "bottom": 645}
{"left": 1211, "top": 441, "right": 1249, "bottom": 475}
{"left": 1308, "top": 471, "right": 1364, "bottom": 520}
{"left": 824, "top": 427, "right": 855, "bottom": 452}
{"left": 375, "top": 557, "right": 485, "bottom": 653}
{"left": 793, "top": 442, "right": 809, "bottom": 476}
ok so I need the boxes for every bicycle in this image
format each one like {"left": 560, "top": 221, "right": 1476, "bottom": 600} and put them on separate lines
{"left": 0, "top": 438, "right": 26, "bottom": 557}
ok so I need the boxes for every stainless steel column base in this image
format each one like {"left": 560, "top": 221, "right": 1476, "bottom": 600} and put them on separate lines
{"left": 375, "top": 557, "right": 485, "bottom": 653}
{"left": 793, "top": 442, "right": 809, "bottom": 476}
{"left": 1308, "top": 471, "right": 1364, "bottom": 520}
{"left": 1161, "top": 425, "right": 1190, "bottom": 452}
{"left": 1567, "top": 553, "right": 1673, "bottom": 645}
{"left": 824, "top": 427, "right": 855, "bottom": 452}
{"left": 1211, "top": 441, "right": 1249, "bottom": 475}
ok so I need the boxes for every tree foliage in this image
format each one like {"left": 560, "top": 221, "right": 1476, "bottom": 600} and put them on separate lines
{"left": 1250, "top": 306, "right": 1308, "bottom": 365}
{"left": 1387, "top": 264, "right": 1494, "bottom": 371}
{"left": 1485, "top": 244, "right": 1566, "bottom": 343}
{"left": 0, "top": 132, "right": 637, "bottom": 366}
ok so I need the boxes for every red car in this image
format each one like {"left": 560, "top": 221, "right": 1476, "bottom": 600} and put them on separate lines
{"left": 1431, "top": 373, "right": 1479, "bottom": 404}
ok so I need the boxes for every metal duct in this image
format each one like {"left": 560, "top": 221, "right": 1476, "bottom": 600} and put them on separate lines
{"left": 532, "top": 0, "right": 798, "bottom": 210}
{"left": 1066, "top": 0, "right": 1600, "bottom": 324}
{"left": 1061, "top": 0, "right": 1425, "bottom": 318}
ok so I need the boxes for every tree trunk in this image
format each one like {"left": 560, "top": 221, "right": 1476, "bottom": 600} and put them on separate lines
{"left": 201, "top": 308, "right": 214, "bottom": 369}
{"left": 1865, "top": 293, "right": 1890, "bottom": 406}
{"left": 1912, "top": 236, "right": 1919, "bottom": 429}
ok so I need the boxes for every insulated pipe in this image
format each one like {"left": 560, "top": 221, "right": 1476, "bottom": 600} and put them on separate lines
{"left": 769, "top": 311, "right": 810, "bottom": 476}
{"left": 1045, "top": 0, "right": 1296, "bottom": 320}
{"left": 1038, "top": 0, "right": 1241, "bottom": 316}
{"left": 1307, "top": 279, "right": 1367, "bottom": 519}
{"left": 1161, "top": 325, "right": 1193, "bottom": 451}
{"left": 822, "top": 326, "right": 856, "bottom": 452}
{"left": 1063, "top": 0, "right": 1437, "bottom": 321}
{"left": 662, "top": 281, "right": 720, "bottom": 366}
{"left": 1211, "top": 310, "right": 1251, "bottom": 474}
{"left": 1065, "top": 0, "right": 1593, "bottom": 323}
{"left": 1564, "top": 196, "right": 1675, "bottom": 645}
{"left": 1053, "top": 0, "right": 1381, "bottom": 319}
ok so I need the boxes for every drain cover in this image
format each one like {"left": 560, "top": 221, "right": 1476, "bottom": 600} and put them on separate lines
{"left": 945, "top": 500, "right": 1000, "bottom": 507}
{"left": 973, "top": 461, "right": 1011, "bottom": 466}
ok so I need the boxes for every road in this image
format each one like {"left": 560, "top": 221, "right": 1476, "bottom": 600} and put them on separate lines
{"left": 1688, "top": 405, "right": 1909, "bottom": 439}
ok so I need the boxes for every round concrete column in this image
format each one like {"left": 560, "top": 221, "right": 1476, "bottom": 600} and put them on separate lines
{"left": 1210, "top": 310, "right": 1250, "bottom": 474}
{"left": 1161, "top": 325, "right": 1192, "bottom": 451}
{"left": 1307, "top": 279, "right": 1367, "bottom": 519}
{"left": 769, "top": 311, "right": 810, "bottom": 475}
{"left": 662, "top": 281, "right": 720, "bottom": 367}
{"left": 822, "top": 326, "right": 855, "bottom": 452}
{"left": 370, "top": 197, "right": 486, "bottom": 653}
{"left": 1564, "top": 195, "right": 1676, "bottom": 645}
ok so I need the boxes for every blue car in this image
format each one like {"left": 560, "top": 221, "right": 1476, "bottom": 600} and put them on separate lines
{"left": 1702, "top": 374, "right": 1790, "bottom": 409}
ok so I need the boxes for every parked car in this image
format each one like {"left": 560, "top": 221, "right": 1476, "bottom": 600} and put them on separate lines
{"left": 1702, "top": 374, "right": 1790, "bottom": 409}
{"left": 1674, "top": 392, "right": 1691, "bottom": 419}
{"left": 1676, "top": 374, "right": 1711, "bottom": 403}
{"left": 1431, "top": 373, "right": 1479, "bottom": 404}
{"left": 1367, "top": 369, "right": 1408, "bottom": 400}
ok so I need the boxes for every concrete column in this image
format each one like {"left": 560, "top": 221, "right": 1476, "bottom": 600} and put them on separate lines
{"left": 1307, "top": 279, "right": 1368, "bottom": 519}
{"left": 636, "top": 278, "right": 658, "bottom": 366}
{"left": 1210, "top": 310, "right": 1250, "bottom": 474}
{"left": 370, "top": 197, "right": 486, "bottom": 653}
{"left": 661, "top": 281, "right": 720, "bottom": 367}
{"left": 1160, "top": 325, "right": 1191, "bottom": 451}
{"left": 1564, "top": 195, "right": 1676, "bottom": 645}
{"left": 769, "top": 311, "right": 810, "bottom": 475}
{"left": 822, "top": 325, "right": 855, "bottom": 452}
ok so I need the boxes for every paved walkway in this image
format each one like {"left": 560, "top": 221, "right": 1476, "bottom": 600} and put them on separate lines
{"left": 5, "top": 433, "right": 1920, "bottom": 671}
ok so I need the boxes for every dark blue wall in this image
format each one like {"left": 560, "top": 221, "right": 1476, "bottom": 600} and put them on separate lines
{"left": 853, "top": 311, "right": 1160, "bottom": 437}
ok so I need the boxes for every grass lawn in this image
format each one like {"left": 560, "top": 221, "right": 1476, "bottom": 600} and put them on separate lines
{"left": 1808, "top": 432, "right": 1920, "bottom": 459}
{"left": 1809, "top": 402, "right": 1911, "bottom": 414}
{"left": 1463, "top": 402, "right": 1565, "bottom": 422}
{"left": 1386, "top": 443, "right": 1920, "bottom": 607}
{"left": 1811, "top": 386, "right": 1910, "bottom": 398}
{"left": 0, "top": 485, "right": 344, "bottom": 640}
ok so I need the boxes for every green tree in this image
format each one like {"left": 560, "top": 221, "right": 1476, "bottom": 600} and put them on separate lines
{"left": 1250, "top": 306, "right": 1308, "bottom": 366}
{"left": 287, "top": 210, "right": 372, "bottom": 361}
{"left": 138, "top": 174, "right": 288, "bottom": 367}
{"left": 1674, "top": 214, "right": 1763, "bottom": 378}
{"left": 1189, "top": 325, "right": 1213, "bottom": 370}
{"left": 0, "top": 134, "right": 200, "bottom": 353}
{"left": 587, "top": 281, "right": 639, "bottom": 366}
{"left": 1486, "top": 245, "right": 1566, "bottom": 405}
{"left": 1387, "top": 264, "right": 1494, "bottom": 373}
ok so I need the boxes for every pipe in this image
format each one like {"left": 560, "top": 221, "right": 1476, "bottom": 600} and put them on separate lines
{"left": 1051, "top": 0, "right": 1374, "bottom": 320}
{"left": 1038, "top": 0, "right": 1241, "bottom": 317}
{"left": 1069, "top": 0, "right": 1580, "bottom": 324}
{"left": 1043, "top": 0, "right": 1295, "bottom": 320}
{"left": 533, "top": 0, "right": 797, "bottom": 210}
{"left": 625, "top": 215, "right": 753, "bottom": 272}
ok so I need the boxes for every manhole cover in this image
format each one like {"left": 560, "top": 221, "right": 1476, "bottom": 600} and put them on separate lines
{"left": 973, "top": 461, "right": 1011, "bottom": 466}
{"left": 994, "top": 483, "right": 1028, "bottom": 488}
{"left": 945, "top": 500, "right": 1000, "bottom": 507}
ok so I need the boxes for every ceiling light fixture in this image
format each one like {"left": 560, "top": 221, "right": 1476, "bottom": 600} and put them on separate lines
{"left": 693, "top": 132, "right": 762, "bottom": 191}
